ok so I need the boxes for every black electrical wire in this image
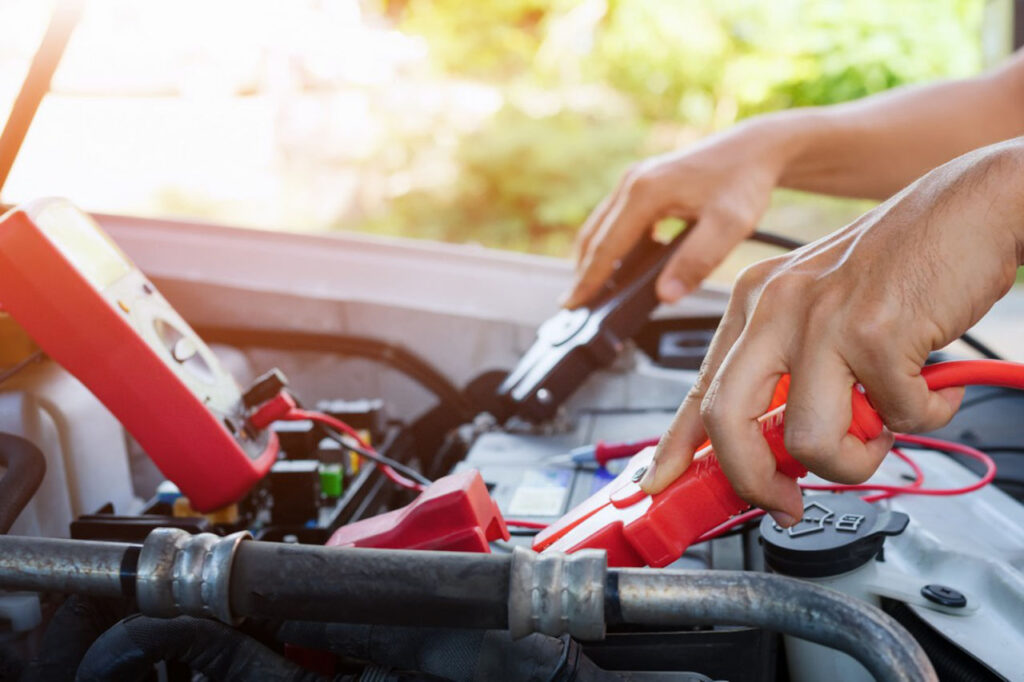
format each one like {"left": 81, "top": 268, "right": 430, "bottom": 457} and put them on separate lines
{"left": 748, "top": 229, "right": 1004, "bottom": 361}
{"left": 321, "top": 425, "right": 433, "bottom": 487}
{"left": 749, "top": 230, "right": 807, "bottom": 251}
{"left": 196, "top": 326, "right": 473, "bottom": 420}
{"left": 957, "top": 332, "right": 1003, "bottom": 360}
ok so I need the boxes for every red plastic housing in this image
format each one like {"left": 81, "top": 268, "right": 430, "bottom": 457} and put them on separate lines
{"left": 326, "top": 469, "right": 510, "bottom": 552}
{"left": 0, "top": 200, "right": 277, "bottom": 510}
{"left": 533, "top": 384, "right": 883, "bottom": 567}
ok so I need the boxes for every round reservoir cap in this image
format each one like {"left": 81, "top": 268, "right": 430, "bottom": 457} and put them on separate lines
{"left": 760, "top": 494, "right": 909, "bottom": 578}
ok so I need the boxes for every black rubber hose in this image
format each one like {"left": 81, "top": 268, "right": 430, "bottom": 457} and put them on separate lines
{"left": 0, "top": 432, "right": 46, "bottom": 534}
{"left": 229, "top": 542, "right": 511, "bottom": 627}
{"left": 75, "top": 615, "right": 348, "bottom": 682}
{"left": 22, "top": 595, "right": 128, "bottom": 682}
{"left": 277, "top": 623, "right": 622, "bottom": 682}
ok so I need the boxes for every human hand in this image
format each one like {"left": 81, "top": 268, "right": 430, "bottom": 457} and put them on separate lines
{"left": 563, "top": 117, "right": 795, "bottom": 309}
{"left": 639, "top": 140, "right": 1024, "bottom": 526}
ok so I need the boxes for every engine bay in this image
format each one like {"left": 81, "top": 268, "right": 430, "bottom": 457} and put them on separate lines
{"left": 1, "top": 200, "right": 1024, "bottom": 682}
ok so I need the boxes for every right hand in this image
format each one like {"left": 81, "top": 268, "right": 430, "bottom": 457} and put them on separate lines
{"left": 562, "top": 117, "right": 794, "bottom": 309}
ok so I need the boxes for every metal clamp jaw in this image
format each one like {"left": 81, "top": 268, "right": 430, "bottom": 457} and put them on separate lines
{"left": 495, "top": 232, "right": 688, "bottom": 423}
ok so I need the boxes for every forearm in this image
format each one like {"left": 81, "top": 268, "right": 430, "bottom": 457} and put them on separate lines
{"left": 756, "top": 50, "right": 1024, "bottom": 200}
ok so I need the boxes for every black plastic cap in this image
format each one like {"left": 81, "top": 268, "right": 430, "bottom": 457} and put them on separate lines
{"left": 242, "top": 368, "right": 289, "bottom": 408}
{"left": 759, "top": 494, "right": 909, "bottom": 578}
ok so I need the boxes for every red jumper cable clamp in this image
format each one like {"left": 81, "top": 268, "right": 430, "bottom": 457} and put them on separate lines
{"left": 534, "top": 359, "right": 1024, "bottom": 567}
{"left": 326, "top": 469, "right": 510, "bottom": 552}
{"left": 532, "top": 379, "right": 883, "bottom": 567}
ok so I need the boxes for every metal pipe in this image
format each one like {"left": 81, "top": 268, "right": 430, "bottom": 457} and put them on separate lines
{"left": 0, "top": 433, "right": 47, "bottom": 534}
{"left": 0, "top": 535, "right": 135, "bottom": 597}
{"left": 0, "top": 530, "right": 937, "bottom": 682}
{"left": 228, "top": 539, "right": 512, "bottom": 628}
{"left": 608, "top": 569, "right": 937, "bottom": 682}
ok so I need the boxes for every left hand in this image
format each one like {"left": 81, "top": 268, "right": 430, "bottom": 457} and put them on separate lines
{"left": 639, "top": 139, "right": 1024, "bottom": 526}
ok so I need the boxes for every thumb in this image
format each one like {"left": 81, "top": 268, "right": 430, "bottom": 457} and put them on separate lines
{"left": 656, "top": 208, "right": 752, "bottom": 302}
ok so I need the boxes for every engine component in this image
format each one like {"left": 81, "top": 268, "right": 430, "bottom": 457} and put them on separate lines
{"left": 21, "top": 595, "right": 129, "bottom": 682}
{"left": 269, "top": 459, "right": 323, "bottom": 525}
{"left": 0, "top": 198, "right": 278, "bottom": 511}
{"left": 533, "top": 379, "right": 881, "bottom": 566}
{"left": 759, "top": 495, "right": 910, "bottom": 682}
{"left": 0, "top": 432, "right": 46, "bottom": 533}
{"left": 76, "top": 615, "right": 343, "bottom": 682}
{"left": 0, "top": 358, "right": 142, "bottom": 538}
{"left": 0, "top": 528, "right": 936, "bottom": 681}
{"left": 278, "top": 623, "right": 622, "bottom": 682}
{"left": 759, "top": 494, "right": 909, "bottom": 579}
{"left": 607, "top": 569, "right": 935, "bottom": 682}
{"left": 536, "top": 359, "right": 1024, "bottom": 568}
{"left": 495, "top": 231, "right": 689, "bottom": 423}
{"left": 316, "top": 398, "right": 386, "bottom": 444}
{"left": 325, "top": 469, "right": 509, "bottom": 552}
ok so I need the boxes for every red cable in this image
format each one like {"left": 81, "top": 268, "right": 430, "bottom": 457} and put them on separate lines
{"left": 505, "top": 519, "right": 549, "bottom": 529}
{"left": 282, "top": 360, "right": 1010, "bottom": 528}
{"left": 286, "top": 408, "right": 426, "bottom": 492}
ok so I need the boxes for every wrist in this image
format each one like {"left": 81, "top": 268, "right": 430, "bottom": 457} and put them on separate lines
{"left": 993, "top": 138, "right": 1024, "bottom": 264}
{"left": 752, "top": 108, "right": 836, "bottom": 189}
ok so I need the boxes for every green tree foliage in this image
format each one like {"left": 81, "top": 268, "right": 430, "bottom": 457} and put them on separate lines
{"left": 360, "top": 0, "right": 985, "bottom": 255}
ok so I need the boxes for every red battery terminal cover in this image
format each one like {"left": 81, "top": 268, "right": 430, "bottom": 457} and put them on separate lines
{"left": 532, "top": 378, "right": 884, "bottom": 567}
{"left": 326, "top": 469, "right": 510, "bottom": 552}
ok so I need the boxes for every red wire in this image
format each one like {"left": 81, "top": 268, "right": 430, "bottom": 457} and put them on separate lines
{"left": 511, "top": 436, "right": 998, "bottom": 537}
{"left": 286, "top": 408, "right": 426, "bottom": 492}
{"left": 505, "top": 519, "right": 549, "bottom": 529}
{"left": 694, "top": 436, "right": 996, "bottom": 543}
{"left": 284, "top": 360, "right": 1009, "bottom": 528}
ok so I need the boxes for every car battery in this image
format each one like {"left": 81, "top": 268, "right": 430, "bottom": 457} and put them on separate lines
{"left": 456, "top": 408, "right": 714, "bottom": 569}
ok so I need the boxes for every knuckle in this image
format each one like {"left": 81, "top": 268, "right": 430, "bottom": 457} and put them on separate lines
{"left": 675, "top": 255, "right": 718, "bottom": 285}
{"left": 708, "top": 202, "right": 755, "bottom": 235}
{"left": 626, "top": 171, "right": 658, "bottom": 199}
{"left": 783, "top": 425, "right": 834, "bottom": 465}
{"left": 729, "top": 475, "right": 764, "bottom": 505}
{"left": 849, "top": 316, "right": 895, "bottom": 349}
{"left": 882, "top": 412, "right": 924, "bottom": 434}
{"left": 699, "top": 396, "right": 725, "bottom": 434}
{"left": 760, "top": 272, "right": 809, "bottom": 301}
{"left": 830, "top": 463, "right": 874, "bottom": 485}
{"left": 735, "top": 261, "right": 772, "bottom": 294}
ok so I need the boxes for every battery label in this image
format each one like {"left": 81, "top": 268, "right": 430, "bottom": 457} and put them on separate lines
{"left": 507, "top": 468, "right": 571, "bottom": 517}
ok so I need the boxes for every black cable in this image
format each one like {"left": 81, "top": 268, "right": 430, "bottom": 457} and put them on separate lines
{"left": 195, "top": 326, "right": 473, "bottom": 419}
{"left": 322, "top": 426, "right": 433, "bottom": 487}
{"left": 748, "top": 229, "right": 1005, "bottom": 361}
{"left": 957, "top": 332, "right": 1003, "bottom": 360}
{"left": 749, "top": 230, "right": 806, "bottom": 251}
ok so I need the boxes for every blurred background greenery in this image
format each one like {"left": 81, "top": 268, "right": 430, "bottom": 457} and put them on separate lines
{"left": 1, "top": 0, "right": 1010, "bottom": 280}
{"left": 352, "top": 0, "right": 1003, "bottom": 279}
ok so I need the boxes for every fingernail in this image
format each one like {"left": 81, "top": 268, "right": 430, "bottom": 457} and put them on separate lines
{"left": 769, "top": 510, "right": 796, "bottom": 528}
{"left": 658, "top": 278, "right": 688, "bottom": 302}
{"left": 638, "top": 460, "right": 658, "bottom": 490}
